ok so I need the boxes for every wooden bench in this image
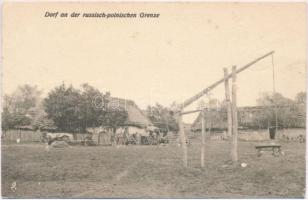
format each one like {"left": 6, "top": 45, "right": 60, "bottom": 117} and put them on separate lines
{"left": 255, "top": 144, "right": 282, "bottom": 157}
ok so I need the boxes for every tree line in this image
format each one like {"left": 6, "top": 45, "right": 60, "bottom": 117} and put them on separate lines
{"left": 2, "top": 83, "right": 128, "bottom": 133}
{"left": 2, "top": 83, "right": 179, "bottom": 133}
{"left": 194, "top": 92, "right": 306, "bottom": 130}
{"left": 2, "top": 83, "right": 305, "bottom": 133}
{"left": 253, "top": 92, "right": 306, "bottom": 129}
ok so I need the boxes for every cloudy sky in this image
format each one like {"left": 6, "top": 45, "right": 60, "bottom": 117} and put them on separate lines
{"left": 3, "top": 2, "right": 306, "bottom": 122}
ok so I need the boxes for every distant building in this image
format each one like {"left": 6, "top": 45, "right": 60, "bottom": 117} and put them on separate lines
{"left": 88, "top": 97, "right": 153, "bottom": 136}
{"left": 191, "top": 104, "right": 306, "bottom": 131}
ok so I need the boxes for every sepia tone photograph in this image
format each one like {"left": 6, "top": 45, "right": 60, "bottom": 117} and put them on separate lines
{"left": 1, "top": 2, "right": 306, "bottom": 198}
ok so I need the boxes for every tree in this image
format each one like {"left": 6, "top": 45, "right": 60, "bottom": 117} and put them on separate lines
{"left": 293, "top": 91, "right": 306, "bottom": 127}
{"left": 2, "top": 85, "right": 41, "bottom": 130}
{"left": 295, "top": 91, "right": 306, "bottom": 104}
{"left": 79, "top": 83, "right": 108, "bottom": 131}
{"left": 43, "top": 83, "right": 128, "bottom": 133}
{"left": 44, "top": 83, "right": 83, "bottom": 132}
{"left": 103, "top": 109, "right": 128, "bottom": 132}
{"left": 5, "top": 85, "right": 42, "bottom": 114}
{"left": 197, "top": 98, "right": 225, "bottom": 130}
{"left": 256, "top": 92, "right": 305, "bottom": 128}
{"left": 146, "top": 103, "right": 178, "bottom": 132}
{"left": 32, "top": 111, "right": 56, "bottom": 131}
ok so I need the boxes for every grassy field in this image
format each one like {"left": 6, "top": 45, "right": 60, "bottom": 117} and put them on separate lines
{"left": 2, "top": 139, "right": 305, "bottom": 198}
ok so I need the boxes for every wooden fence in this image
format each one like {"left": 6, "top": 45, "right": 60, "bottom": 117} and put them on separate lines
{"left": 2, "top": 130, "right": 42, "bottom": 143}
{"left": 75, "top": 132, "right": 112, "bottom": 145}
{"left": 2, "top": 130, "right": 114, "bottom": 145}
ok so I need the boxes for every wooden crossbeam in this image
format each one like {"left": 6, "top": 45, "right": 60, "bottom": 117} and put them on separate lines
{"left": 180, "top": 51, "right": 275, "bottom": 110}
{"left": 180, "top": 109, "right": 205, "bottom": 115}
{"left": 176, "top": 51, "right": 275, "bottom": 168}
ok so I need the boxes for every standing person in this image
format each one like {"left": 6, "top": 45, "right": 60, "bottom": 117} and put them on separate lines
{"left": 111, "top": 129, "right": 116, "bottom": 147}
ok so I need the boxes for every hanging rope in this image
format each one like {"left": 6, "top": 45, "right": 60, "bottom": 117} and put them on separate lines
{"left": 272, "top": 54, "right": 276, "bottom": 94}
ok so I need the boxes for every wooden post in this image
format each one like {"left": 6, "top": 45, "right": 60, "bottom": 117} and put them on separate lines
{"left": 178, "top": 113, "right": 188, "bottom": 167}
{"left": 231, "top": 66, "right": 238, "bottom": 164}
{"left": 224, "top": 68, "right": 232, "bottom": 138}
{"left": 201, "top": 110, "right": 206, "bottom": 168}
{"left": 271, "top": 54, "right": 278, "bottom": 138}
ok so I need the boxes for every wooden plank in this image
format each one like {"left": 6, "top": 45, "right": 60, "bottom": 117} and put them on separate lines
{"left": 255, "top": 145, "right": 281, "bottom": 148}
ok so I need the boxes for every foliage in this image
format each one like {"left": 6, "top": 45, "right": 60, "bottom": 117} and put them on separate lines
{"left": 197, "top": 98, "right": 227, "bottom": 130}
{"left": 253, "top": 92, "right": 306, "bottom": 128}
{"left": 146, "top": 103, "right": 178, "bottom": 132}
{"left": 192, "top": 92, "right": 306, "bottom": 130}
{"left": 295, "top": 92, "right": 306, "bottom": 104}
{"left": 43, "top": 84, "right": 82, "bottom": 132}
{"left": 43, "top": 83, "right": 128, "bottom": 132}
{"left": 103, "top": 109, "right": 128, "bottom": 131}
{"left": 2, "top": 85, "right": 41, "bottom": 130}
{"left": 4, "top": 85, "right": 42, "bottom": 114}
{"left": 1, "top": 107, "right": 32, "bottom": 131}
{"left": 79, "top": 83, "right": 109, "bottom": 130}
{"left": 31, "top": 109, "right": 56, "bottom": 131}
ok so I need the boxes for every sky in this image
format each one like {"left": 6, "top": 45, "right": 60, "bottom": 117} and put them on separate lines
{"left": 2, "top": 2, "right": 306, "bottom": 123}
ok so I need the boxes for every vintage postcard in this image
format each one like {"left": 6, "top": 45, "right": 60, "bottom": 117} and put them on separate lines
{"left": 1, "top": 2, "right": 306, "bottom": 198}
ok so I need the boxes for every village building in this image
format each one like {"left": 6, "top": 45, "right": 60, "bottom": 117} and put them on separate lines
{"left": 87, "top": 97, "right": 155, "bottom": 145}
{"left": 110, "top": 97, "right": 153, "bottom": 135}
{"left": 191, "top": 104, "right": 306, "bottom": 132}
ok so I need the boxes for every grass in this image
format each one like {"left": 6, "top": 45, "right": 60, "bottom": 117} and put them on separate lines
{"left": 2, "top": 138, "right": 305, "bottom": 198}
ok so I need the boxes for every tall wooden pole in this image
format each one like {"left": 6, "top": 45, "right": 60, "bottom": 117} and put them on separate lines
{"left": 231, "top": 66, "right": 238, "bottom": 164}
{"left": 271, "top": 54, "right": 278, "bottom": 138}
{"left": 201, "top": 110, "right": 206, "bottom": 168}
{"left": 224, "top": 68, "right": 232, "bottom": 138}
{"left": 178, "top": 113, "right": 188, "bottom": 167}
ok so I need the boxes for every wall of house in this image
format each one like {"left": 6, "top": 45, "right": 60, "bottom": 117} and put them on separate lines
{"left": 127, "top": 126, "right": 147, "bottom": 136}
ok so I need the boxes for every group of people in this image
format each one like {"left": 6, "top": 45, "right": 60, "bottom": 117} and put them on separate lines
{"left": 110, "top": 127, "right": 164, "bottom": 146}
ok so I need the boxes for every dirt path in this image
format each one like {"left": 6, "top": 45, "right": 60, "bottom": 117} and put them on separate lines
{"left": 72, "top": 158, "right": 141, "bottom": 198}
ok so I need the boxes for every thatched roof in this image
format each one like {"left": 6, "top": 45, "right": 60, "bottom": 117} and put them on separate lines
{"left": 108, "top": 97, "right": 152, "bottom": 128}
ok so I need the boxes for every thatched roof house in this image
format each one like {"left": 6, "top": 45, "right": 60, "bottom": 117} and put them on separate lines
{"left": 87, "top": 97, "right": 153, "bottom": 139}
{"left": 107, "top": 97, "right": 152, "bottom": 128}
